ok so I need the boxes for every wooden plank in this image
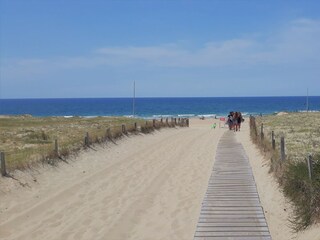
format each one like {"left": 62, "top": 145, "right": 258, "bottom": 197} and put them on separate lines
{"left": 209, "top": 179, "right": 255, "bottom": 182}
{"left": 207, "top": 186, "right": 256, "bottom": 188}
{"left": 205, "top": 191, "right": 258, "bottom": 194}
{"left": 206, "top": 188, "right": 257, "bottom": 191}
{"left": 206, "top": 189, "right": 257, "bottom": 192}
{"left": 197, "top": 222, "right": 268, "bottom": 227}
{"left": 207, "top": 185, "right": 257, "bottom": 187}
{"left": 204, "top": 195, "right": 259, "bottom": 198}
{"left": 204, "top": 197, "right": 259, "bottom": 200}
{"left": 196, "top": 226, "right": 270, "bottom": 232}
{"left": 198, "top": 215, "right": 266, "bottom": 219}
{"left": 202, "top": 203, "right": 262, "bottom": 207}
{"left": 200, "top": 210, "right": 264, "bottom": 215}
{"left": 203, "top": 197, "right": 260, "bottom": 202}
{"left": 198, "top": 218, "right": 267, "bottom": 223}
{"left": 205, "top": 193, "right": 259, "bottom": 197}
{"left": 201, "top": 206, "right": 263, "bottom": 211}
{"left": 200, "top": 207, "right": 263, "bottom": 211}
{"left": 194, "top": 236, "right": 272, "bottom": 240}
{"left": 206, "top": 191, "right": 258, "bottom": 194}
{"left": 195, "top": 232, "right": 271, "bottom": 237}
{"left": 205, "top": 192, "right": 259, "bottom": 195}
{"left": 202, "top": 199, "right": 260, "bottom": 203}
{"left": 204, "top": 193, "right": 259, "bottom": 196}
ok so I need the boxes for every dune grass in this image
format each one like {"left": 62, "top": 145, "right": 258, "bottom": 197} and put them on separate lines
{"left": 250, "top": 112, "right": 320, "bottom": 231}
{"left": 0, "top": 116, "right": 184, "bottom": 171}
{"left": 256, "top": 113, "right": 320, "bottom": 162}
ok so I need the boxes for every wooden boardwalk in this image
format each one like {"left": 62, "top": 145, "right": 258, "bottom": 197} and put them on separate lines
{"left": 194, "top": 131, "right": 272, "bottom": 240}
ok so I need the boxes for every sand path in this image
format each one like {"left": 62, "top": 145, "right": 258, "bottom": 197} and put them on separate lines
{"left": 0, "top": 119, "right": 225, "bottom": 240}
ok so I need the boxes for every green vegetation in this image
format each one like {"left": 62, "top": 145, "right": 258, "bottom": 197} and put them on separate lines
{"left": 250, "top": 112, "right": 320, "bottom": 231}
{"left": 0, "top": 116, "right": 185, "bottom": 171}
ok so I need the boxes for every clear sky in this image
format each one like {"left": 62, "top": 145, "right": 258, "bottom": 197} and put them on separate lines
{"left": 0, "top": 0, "right": 319, "bottom": 98}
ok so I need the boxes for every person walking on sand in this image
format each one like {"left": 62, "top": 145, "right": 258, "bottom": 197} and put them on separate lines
{"left": 237, "top": 112, "right": 243, "bottom": 131}
{"left": 227, "top": 112, "right": 233, "bottom": 130}
{"left": 233, "top": 112, "right": 239, "bottom": 131}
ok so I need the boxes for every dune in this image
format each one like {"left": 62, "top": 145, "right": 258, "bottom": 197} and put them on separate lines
{"left": 235, "top": 119, "right": 320, "bottom": 240}
{"left": 1, "top": 118, "right": 319, "bottom": 240}
{"left": 0, "top": 119, "right": 224, "bottom": 240}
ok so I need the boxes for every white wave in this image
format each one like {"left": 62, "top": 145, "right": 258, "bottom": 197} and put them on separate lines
{"left": 152, "top": 115, "right": 174, "bottom": 118}
{"left": 82, "top": 116, "right": 99, "bottom": 118}
{"left": 142, "top": 117, "right": 153, "bottom": 120}
{"left": 177, "top": 114, "right": 195, "bottom": 117}
{"left": 197, "top": 114, "right": 216, "bottom": 118}
{"left": 216, "top": 115, "right": 227, "bottom": 119}
{"left": 298, "top": 110, "right": 320, "bottom": 113}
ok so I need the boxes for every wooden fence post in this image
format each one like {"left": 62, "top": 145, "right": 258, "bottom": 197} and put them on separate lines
{"left": 307, "top": 154, "right": 313, "bottom": 180}
{"left": 271, "top": 131, "right": 275, "bottom": 150}
{"left": 260, "top": 124, "right": 264, "bottom": 142}
{"left": 1, "top": 152, "right": 7, "bottom": 176}
{"left": 280, "top": 137, "right": 285, "bottom": 161}
{"left": 186, "top": 119, "right": 189, "bottom": 127}
{"left": 105, "top": 129, "right": 108, "bottom": 140}
{"left": 153, "top": 119, "right": 156, "bottom": 128}
{"left": 54, "top": 139, "right": 59, "bottom": 156}
{"left": 174, "top": 118, "right": 177, "bottom": 124}
{"left": 134, "top": 122, "right": 137, "bottom": 131}
{"left": 166, "top": 118, "right": 168, "bottom": 125}
{"left": 122, "top": 124, "right": 126, "bottom": 134}
{"left": 85, "top": 132, "right": 89, "bottom": 146}
{"left": 252, "top": 117, "right": 257, "bottom": 137}
{"left": 106, "top": 128, "right": 111, "bottom": 139}
{"left": 249, "top": 116, "right": 258, "bottom": 138}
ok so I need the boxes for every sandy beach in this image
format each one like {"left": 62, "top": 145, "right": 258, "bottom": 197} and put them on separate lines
{"left": 0, "top": 119, "right": 319, "bottom": 240}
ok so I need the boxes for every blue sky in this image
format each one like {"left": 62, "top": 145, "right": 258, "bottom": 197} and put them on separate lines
{"left": 1, "top": 0, "right": 320, "bottom": 98}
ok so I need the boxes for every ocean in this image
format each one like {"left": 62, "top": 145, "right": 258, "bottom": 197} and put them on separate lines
{"left": 0, "top": 97, "right": 319, "bottom": 118}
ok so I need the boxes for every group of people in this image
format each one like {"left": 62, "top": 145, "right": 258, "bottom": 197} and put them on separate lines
{"left": 227, "top": 111, "right": 244, "bottom": 131}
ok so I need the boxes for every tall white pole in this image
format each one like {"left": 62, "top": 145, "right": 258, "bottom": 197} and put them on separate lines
{"left": 306, "top": 88, "right": 309, "bottom": 112}
{"left": 133, "top": 81, "right": 135, "bottom": 117}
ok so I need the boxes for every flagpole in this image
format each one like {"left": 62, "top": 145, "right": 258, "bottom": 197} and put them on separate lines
{"left": 133, "top": 81, "right": 135, "bottom": 117}
{"left": 306, "top": 88, "right": 309, "bottom": 112}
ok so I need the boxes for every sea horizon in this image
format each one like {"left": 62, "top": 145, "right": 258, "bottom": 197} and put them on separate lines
{"left": 1, "top": 95, "right": 319, "bottom": 100}
{"left": 0, "top": 96, "right": 319, "bottom": 118}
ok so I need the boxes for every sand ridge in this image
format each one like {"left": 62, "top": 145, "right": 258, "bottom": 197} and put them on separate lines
{"left": 0, "top": 119, "right": 225, "bottom": 240}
